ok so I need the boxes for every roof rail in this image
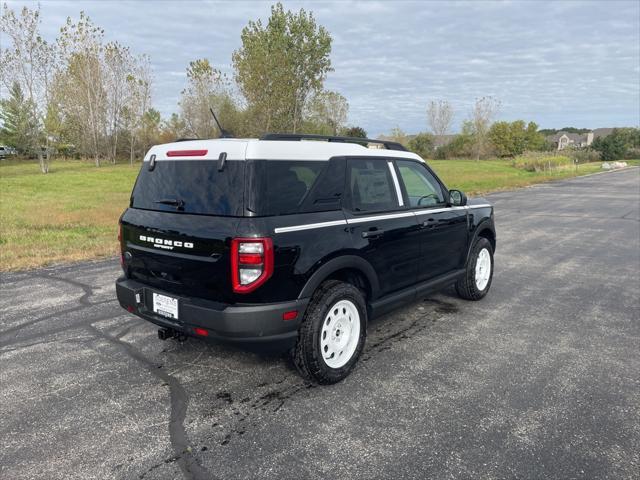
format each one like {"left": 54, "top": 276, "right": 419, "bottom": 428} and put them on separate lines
{"left": 259, "top": 133, "right": 408, "bottom": 152}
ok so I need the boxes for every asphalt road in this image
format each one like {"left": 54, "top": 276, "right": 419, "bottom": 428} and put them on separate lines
{"left": 1, "top": 168, "right": 639, "bottom": 480}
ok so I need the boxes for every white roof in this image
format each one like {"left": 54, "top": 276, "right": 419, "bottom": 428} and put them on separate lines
{"left": 143, "top": 138, "right": 423, "bottom": 162}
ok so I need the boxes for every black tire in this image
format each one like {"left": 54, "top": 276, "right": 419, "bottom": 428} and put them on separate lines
{"left": 455, "top": 237, "right": 494, "bottom": 301}
{"left": 293, "top": 280, "right": 367, "bottom": 385}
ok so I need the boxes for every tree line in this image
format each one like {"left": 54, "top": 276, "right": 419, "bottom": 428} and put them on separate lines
{"left": 388, "top": 98, "right": 639, "bottom": 161}
{"left": 0, "top": 3, "right": 355, "bottom": 173}
{"left": 2, "top": 2, "right": 637, "bottom": 173}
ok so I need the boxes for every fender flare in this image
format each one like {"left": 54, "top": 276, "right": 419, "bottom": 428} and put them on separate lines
{"left": 298, "top": 255, "right": 380, "bottom": 300}
{"left": 465, "top": 219, "right": 496, "bottom": 265}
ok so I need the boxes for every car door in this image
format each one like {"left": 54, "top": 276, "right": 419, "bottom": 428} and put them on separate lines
{"left": 344, "top": 157, "right": 420, "bottom": 296}
{"left": 394, "top": 159, "right": 468, "bottom": 281}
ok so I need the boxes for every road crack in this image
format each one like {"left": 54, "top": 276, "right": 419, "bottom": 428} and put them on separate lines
{"left": 87, "top": 324, "right": 214, "bottom": 480}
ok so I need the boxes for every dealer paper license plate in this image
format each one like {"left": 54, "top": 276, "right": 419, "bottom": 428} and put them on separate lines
{"left": 152, "top": 293, "right": 178, "bottom": 319}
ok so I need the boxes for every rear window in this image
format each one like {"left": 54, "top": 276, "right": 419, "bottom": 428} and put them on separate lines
{"left": 247, "top": 159, "right": 345, "bottom": 216}
{"left": 131, "top": 160, "right": 245, "bottom": 216}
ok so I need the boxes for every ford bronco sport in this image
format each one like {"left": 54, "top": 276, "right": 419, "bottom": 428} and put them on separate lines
{"left": 116, "top": 133, "right": 495, "bottom": 384}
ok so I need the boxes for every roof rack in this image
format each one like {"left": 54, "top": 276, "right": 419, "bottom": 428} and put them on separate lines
{"left": 259, "top": 133, "right": 408, "bottom": 152}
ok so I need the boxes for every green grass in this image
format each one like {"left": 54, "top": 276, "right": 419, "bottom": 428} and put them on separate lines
{"left": 1, "top": 157, "right": 637, "bottom": 271}
{"left": 1, "top": 159, "right": 139, "bottom": 271}
{"left": 427, "top": 159, "right": 606, "bottom": 195}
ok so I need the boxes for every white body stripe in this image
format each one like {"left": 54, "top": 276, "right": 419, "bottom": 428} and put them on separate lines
{"left": 387, "top": 161, "right": 404, "bottom": 207}
{"left": 274, "top": 219, "right": 348, "bottom": 234}
{"left": 347, "top": 211, "right": 415, "bottom": 224}
{"left": 273, "top": 204, "right": 492, "bottom": 233}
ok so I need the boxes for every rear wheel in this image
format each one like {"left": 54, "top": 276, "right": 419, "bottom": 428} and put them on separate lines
{"left": 456, "top": 237, "right": 494, "bottom": 300}
{"left": 293, "top": 280, "right": 367, "bottom": 384}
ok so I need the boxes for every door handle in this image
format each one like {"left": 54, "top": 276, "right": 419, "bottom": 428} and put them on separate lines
{"left": 420, "top": 218, "right": 436, "bottom": 229}
{"left": 362, "top": 229, "right": 384, "bottom": 239}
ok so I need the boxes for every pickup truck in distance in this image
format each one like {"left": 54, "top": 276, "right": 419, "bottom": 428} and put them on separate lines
{"left": 116, "top": 134, "right": 496, "bottom": 384}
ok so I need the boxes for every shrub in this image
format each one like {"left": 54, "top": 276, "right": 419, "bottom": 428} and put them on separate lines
{"left": 435, "top": 134, "right": 472, "bottom": 159}
{"left": 407, "top": 132, "right": 434, "bottom": 158}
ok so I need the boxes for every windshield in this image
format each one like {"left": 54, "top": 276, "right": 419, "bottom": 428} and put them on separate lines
{"left": 131, "top": 160, "right": 245, "bottom": 216}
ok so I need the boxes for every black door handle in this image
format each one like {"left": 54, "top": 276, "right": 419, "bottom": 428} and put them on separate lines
{"left": 362, "top": 229, "right": 384, "bottom": 239}
{"left": 421, "top": 218, "right": 436, "bottom": 229}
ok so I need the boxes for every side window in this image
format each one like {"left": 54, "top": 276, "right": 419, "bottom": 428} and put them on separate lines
{"left": 396, "top": 160, "right": 445, "bottom": 208}
{"left": 348, "top": 159, "right": 399, "bottom": 212}
{"left": 246, "top": 159, "right": 344, "bottom": 215}
{"left": 265, "top": 162, "right": 323, "bottom": 215}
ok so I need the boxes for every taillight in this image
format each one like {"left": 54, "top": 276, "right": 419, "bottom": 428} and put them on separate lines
{"left": 231, "top": 238, "right": 274, "bottom": 293}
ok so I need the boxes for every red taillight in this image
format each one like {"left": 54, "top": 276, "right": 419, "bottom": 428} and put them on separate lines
{"left": 166, "top": 149, "right": 208, "bottom": 157}
{"left": 231, "top": 237, "right": 274, "bottom": 294}
{"left": 194, "top": 327, "right": 209, "bottom": 337}
{"left": 238, "top": 253, "right": 262, "bottom": 265}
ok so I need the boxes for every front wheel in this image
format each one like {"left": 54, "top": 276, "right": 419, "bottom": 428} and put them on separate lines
{"left": 456, "top": 237, "right": 494, "bottom": 300}
{"left": 293, "top": 280, "right": 367, "bottom": 384}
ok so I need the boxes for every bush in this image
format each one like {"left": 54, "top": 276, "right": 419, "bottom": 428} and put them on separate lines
{"left": 407, "top": 132, "right": 434, "bottom": 158}
{"left": 591, "top": 128, "right": 639, "bottom": 161}
{"left": 342, "top": 126, "right": 367, "bottom": 138}
{"left": 435, "top": 134, "right": 472, "bottom": 159}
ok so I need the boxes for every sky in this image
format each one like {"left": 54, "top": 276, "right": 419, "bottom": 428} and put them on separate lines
{"left": 5, "top": 0, "right": 640, "bottom": 136}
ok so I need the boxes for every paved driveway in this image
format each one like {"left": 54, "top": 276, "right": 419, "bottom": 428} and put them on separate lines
{"left": 1, "top": 168, "right": 639, "bottom": 480}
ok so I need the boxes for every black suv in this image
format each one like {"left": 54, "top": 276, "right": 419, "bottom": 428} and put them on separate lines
{"left": 116, "top": 134, "right": 495, "bottom": 384}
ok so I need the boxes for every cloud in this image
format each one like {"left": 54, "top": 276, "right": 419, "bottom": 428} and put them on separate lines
{"left": 9, "top": 0, "right": 640, "bottom": 135}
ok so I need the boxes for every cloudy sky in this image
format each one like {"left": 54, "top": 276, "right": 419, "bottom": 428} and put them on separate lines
{"left": 7, "top": 0, "right": 640, "bottom": 136}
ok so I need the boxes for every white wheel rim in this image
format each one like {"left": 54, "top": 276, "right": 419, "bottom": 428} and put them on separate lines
{"left": 475, "top": 248, "right": 492, "bottom": 291}
{"left": 320, "top": 299, "right": 361, "bottom": 369}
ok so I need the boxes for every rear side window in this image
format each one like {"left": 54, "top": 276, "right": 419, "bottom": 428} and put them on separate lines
{"left": 131, "top": 160, "right": 245, "bottom": 216}
{"left": 347, "top": 158, "right": 398, "bottom": 212}
{"left": 247, "top": 159, "right": 345, "bottom": 216}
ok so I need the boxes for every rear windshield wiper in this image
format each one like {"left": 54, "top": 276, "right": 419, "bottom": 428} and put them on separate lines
{"left": 155, "top": 198, "right": 185, "bottom": 210}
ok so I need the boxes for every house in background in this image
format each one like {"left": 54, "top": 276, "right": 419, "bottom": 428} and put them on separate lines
{"left": 547, "top": 128, "right": 614, "bottom": 150}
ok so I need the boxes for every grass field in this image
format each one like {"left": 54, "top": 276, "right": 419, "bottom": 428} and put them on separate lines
{"left": 0, "top": 157, "right": 636, "bottom": 271}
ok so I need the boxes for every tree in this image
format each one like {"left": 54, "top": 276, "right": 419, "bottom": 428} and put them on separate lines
{"left": 591, "top": 129, "right": 631, "bottom": 161}
{"left": 140, "top": 108, "right": 161, "bottom": 153}
{"left": 232, "top": 2, "right": 332, "bottom": 134}
{"left": 343, "top": 126, "right": 367, "bottom": 138}
{"left": 408, "top": 133, "right": 435, "bottom": 158}
{"left": 306, "top": 90, "right": 348, "bottom": 135}
{"left": 0, "top": 82, "right": 35, "bottom": 151}
{"left": 489, "top": 120, "right": 545, "bottom": 156}
{"left": 426, "top": 100, "right": 454, "bottom": 146}
{"left": 466, "top": 96, "right": 500, "bottom": 160}
{"left": 104, "top": 41, "right": 135, "bottom": 163}
{"left": 1, "top": 4, "right": 58, "bottom": 172}
{"left": 159, "top": 113, "right": 187, "bottom": 143}
{"left": 387, "top": 127, "right": 408, "bottom": 146}
{"left": 123, "top": 56, "right": 152, "bottom": 164}
{"left": 179, "top": 59, "right": 231, "bottom": 139}
{"left": 57, "top": 12, "right": 108, "bottom": 166}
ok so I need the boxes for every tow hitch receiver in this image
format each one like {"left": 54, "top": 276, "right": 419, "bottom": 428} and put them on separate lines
{"left": 158, "top": 327, "right": 187, "bottom": 342}
{"left": 158, "top": 328, "right": 176, "bottom": 340}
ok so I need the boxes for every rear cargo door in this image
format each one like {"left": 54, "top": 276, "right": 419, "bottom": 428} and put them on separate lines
{"left": 121, "top": 147, "right": 246, "bottom": 303}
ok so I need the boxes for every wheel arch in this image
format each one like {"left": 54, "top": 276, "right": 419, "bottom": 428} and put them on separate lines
{"left": 466, "top": 220, "right": 496, "bottom": 264}
{"left": 298, "top": 255, "right": 380, "bottom": 302}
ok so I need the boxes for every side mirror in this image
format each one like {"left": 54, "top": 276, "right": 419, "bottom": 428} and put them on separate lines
{"left": 449, "top": 189, "right": 467, "bottom": 207}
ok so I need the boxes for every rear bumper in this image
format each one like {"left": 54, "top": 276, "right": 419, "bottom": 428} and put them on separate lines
{"left": 115, "top": 277, "right": 308, "bottom": 346}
